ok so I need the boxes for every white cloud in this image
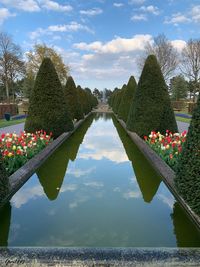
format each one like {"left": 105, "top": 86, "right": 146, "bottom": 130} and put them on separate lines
{"left": 74, "top": 34, "right": 153, "bottom": 54}
{"left": 164, "top": 12, "right": 190, "bottom": 25}
{"left": 140, "top": 5, "right": 160, "bottom": 15}
{"left": 190, "top": 5, "right": 200, "bottom": 23}
{"left": 129, "top": 0, "right": 146, "bottom": 5}
{"left": 0, "top": 0, "right": 40, "bottom": 12}
{"left": 131, "top": 14, "right": 147, "bottom": 21}
{"left": 80, "top": 8, "right": 103, "bottom": 16}
{"left": 0, "top": 0, "right": 73, "bottom": 12}
{"left": 171, "top": 40, "right": 186, "bottom": 52}
{"left": 30, "top": 22, "right": 94, "bottom": 39}
{"left": 113, "top": 3, "right": 124, "bottom": 8}
{"left": 40, "top": 0, "right": 73, "bottom": 12}
{"left": 0, "top": 8, "right": 15, "bottom": 24}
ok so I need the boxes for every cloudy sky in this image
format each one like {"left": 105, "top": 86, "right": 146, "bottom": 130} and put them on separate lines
{"left": 0, "top": 0, "right": 199, "bottom": 90}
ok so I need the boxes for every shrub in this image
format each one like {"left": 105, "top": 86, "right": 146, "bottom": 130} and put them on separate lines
{"left": 118, "top": 76, "right": 137, "bottom": 122}
{"left": 126, "top": 55, "right": 177, "bottom": 137}
{"left": 25, "top": 57, "right": 73, "bottom": 138}
{"left": 175, "top": 95, "right": 200, "bottom": 215}
{"left": 64, "top": 76, "right": 84, "bottom": 121}
{"left": 0, "top": 152, "right": 9, "bottom": 201}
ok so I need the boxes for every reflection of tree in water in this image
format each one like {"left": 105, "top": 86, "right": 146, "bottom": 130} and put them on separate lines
{"left": 37, "top": 115, "right": 94, "bottom": 200}
{"left": 94, "top": 113, "right": 112, "bottom": 121}
{"left": 0, "top": 202, "right": 11, "bottom": 247}
{"left": 112, "top": 116, "right": 161, "bottom": 203}
{"left": 171, "top": 202, "right": 200, "bottom": 247}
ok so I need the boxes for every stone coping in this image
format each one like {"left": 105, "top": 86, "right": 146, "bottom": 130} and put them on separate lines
{"left": 0, "top": 113, "right": 92, "bottom": 209}
{"left": 114, "top": 115, "right": 200, "bottom": 232}
{"left": 0, "top": 248, "right": 200, "bottom": 266}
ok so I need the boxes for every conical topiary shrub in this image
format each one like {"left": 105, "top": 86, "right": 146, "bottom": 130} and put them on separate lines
{"left": 118, "top": 76, "right": 137, "bottom": 123}
{"left": 0, "top": 153, "right": 9, "bottom": 201}
{"left": 64, "top": 76, "right": 84, "bottom": 121}
{"left": 175, "top": 95, "right": 200, "bottom": 215}
{"left": 25, "top": 57, "right": 73, "bottom": 138}
{"left": 126, "top": 55, "right": 177, "bottom": 137}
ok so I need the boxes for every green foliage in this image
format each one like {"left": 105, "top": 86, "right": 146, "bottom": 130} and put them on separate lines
{"left": 169, "top": 75, "right": 188, "bottom": 101}
{"left": 64, "top": 76, "right": 84, "bottom": 121}
{"left": 175, "top": 95, "right": 200, "bottom": 215}
{"left": 118, "top": 76, "right": 137, "bottom": 122}
{"left": 25, "top": 57, "right": 73, "bottom": 138}
{"left": 0, "top": 152, "right": 9, "bottom": 201}
{"left": 112, "top": 85, "right": 126, "bottom": 114}
{"left": 126, "top": 55, "right": 178, "bottom": 137}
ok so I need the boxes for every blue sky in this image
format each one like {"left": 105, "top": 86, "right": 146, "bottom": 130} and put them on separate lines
{"left": 0, "top": 0, "right": 200, "bottom": 90}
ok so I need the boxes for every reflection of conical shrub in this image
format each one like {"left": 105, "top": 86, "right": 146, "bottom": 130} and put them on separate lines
{"left": 68, "top": 115, "right": 94, "bottom": 161}
{"left": 171, "top": 202, "right": 200, "bottom": 247}
{"left": 37, "top": 114, "right": 94, "bottom": 200}
{"left": 37, "top": 142, "right": 70, "bottom": 201}
{"left": 112, "top": 116, "right": 161, "bottom": 203}
{"left": 0, "top": 202, "right": 11, "bottom": 247}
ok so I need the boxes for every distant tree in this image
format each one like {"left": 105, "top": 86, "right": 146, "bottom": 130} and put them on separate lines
{"left": 64, "top": 76, "right": 84, "bottom": 121}
{"left": 180, "top": 39, "right": 200, "bottom": 102}
{"left": 93, "top": 88, "right": 102, "bottom": 100}
{"left": 138, "top": 34, "right": 178, "bottom": 81}
{"left": 25, "top": 58, "right": 73, "bottom": 138}
{"left": 26, "top": 44, "right": 69, "bottom": 84}
{"left": 127, "top": 55, "right": 177, "bottom": 137}
{"left": 0, "top": 32, "right": 25, "bottom": 101}
{"left": 175, "top": 95, "right": 200, "bottom": 215}
{"left": 118, "top": 76, "right": 137, "bottom": 122}
{"left": 169, "top": 75, "right": 188, "bottom": 101}
{"left": 22, "top": 71, "right": 35, "bottom": 98}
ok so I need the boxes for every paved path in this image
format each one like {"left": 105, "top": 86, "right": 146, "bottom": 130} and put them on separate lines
{"left": 0, "top": 123, "right": 25, "bottom": 135}
{"left": 177, "top": 121, "right": 189, "bottom": 132}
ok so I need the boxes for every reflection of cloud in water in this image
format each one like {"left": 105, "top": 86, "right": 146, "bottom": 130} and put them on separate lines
{"left": 78, "top": 129, "right": 128, "bottom": 163}
{"left": 158, "top": 194, "right": 175, "bottom": 209}
{"left": 123, "top": 191, "right": 141, "bottom": 200}
{"left": 67, "top": 167, "right": 96, "bottom": 178}
{"left": 84, "top": 181, "right": 104, "bottom": 188}
{"left": 11, "top": 185, "right": 44, "bottom": 208}
{"left": 113, "top": 187, "right": 121, "bottom": 192}
{"left": 12, "top": 183, "right": 78, "bottom": 208}
{"left": 69, "top": 195, "right": 89, "bottom": 209}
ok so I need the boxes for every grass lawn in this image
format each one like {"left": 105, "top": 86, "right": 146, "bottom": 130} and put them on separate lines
{"left": 0, "top": 118, "right": 26, "bottom": 129}
{"left": 175, "top": 116, "right": 191, "bottom": 123}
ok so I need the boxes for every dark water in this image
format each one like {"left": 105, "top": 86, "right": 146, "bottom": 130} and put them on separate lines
{"left": 0, "top": 113, "right": 200, "bottom": 247}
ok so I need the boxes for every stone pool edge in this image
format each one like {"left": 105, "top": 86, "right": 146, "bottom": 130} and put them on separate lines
{"left": 0, "top": 112, "right": 92, "bottom": 209}
{"left": 114, "top": 115, "right": 200, "bottom": 232}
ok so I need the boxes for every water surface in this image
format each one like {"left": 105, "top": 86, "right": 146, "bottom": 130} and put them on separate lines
{"left": 0, "top": 113, "right": 200, "bottom": 247}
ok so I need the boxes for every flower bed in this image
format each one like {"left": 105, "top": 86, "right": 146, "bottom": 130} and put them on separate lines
{"left": 144, "top": 130, "right": 187, "bottom": 171}
{"left": 0, "top": 130, "right": 53, "bottom": 175}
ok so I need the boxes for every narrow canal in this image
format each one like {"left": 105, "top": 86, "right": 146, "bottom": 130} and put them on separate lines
{"left": 0, "top": 113, "right": 200, "bottom": 247}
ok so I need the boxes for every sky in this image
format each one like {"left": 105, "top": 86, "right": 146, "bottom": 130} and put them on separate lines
{"left": 0, "top": 0, "right": 200, "bottom": 90}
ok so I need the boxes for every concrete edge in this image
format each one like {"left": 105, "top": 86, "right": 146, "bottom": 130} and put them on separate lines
{"left": 114, "top": 115, "right": 200, "bottom": 232}
{"left": 0, "top": 247, "right": 200, "bottom": 266}
{"left": 0, "top": 113, "right": 92, "bottom": 209}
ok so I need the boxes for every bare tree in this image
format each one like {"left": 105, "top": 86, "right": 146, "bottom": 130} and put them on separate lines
{"left": 138, "top": 34, "right": 179, "bottom": 81}
{"left": 180, "top": 39, "right": 200, "bottom": 102}
{"left": 0, "top": 32, "right": 25, "bottom": 101}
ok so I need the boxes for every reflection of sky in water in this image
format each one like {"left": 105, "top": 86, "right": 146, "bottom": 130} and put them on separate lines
{"left": 3, "top": 114, "right": 200, "bottom": 247}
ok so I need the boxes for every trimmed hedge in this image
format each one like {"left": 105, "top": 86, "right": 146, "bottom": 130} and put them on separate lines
{"left": 25, "top": 58, "right": 73, "bottom": 138}
{"left": 126, "top": 55, "right": 177, "bottom": 137}
{"left": 175, "top": 95, "right": 200, "bottom": 215}
{"left": 64, "top": 76, "right": 84, "bottom": 121}
{"left": 118, "top": 76, "right": 137, "bottom": 123}
{"left": 0, "top": 153, "right": 9, "bottom": 202}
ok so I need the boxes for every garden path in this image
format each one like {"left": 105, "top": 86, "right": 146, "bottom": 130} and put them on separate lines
{"left": 177, "top": 121, "right": 189, "bottom": 133}
{"left": 0, "top": 122, "right": 25, "bottom": 135}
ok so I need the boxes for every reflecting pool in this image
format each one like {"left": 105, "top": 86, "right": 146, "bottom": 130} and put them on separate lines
{"left": 0, "top": 113, "right": 200, "bottom": 247}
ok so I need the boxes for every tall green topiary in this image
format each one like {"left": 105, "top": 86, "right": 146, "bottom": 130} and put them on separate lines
{"left": 118, "top": 76, "right": 137, "bottom": 123}
{"left": 126, "top": 55, "right": 177, "bottom": 137}
{"left": 0, "top": 153, "right": 9, "bottom": 202}
{"left": 25, "top": 57, "right": 73, "bottom": 138}
{"left": 64, "top": 76, "right": 84, "bottom": 121}
{"left": 175, "top": 95, "right": 200, "bottom": 215}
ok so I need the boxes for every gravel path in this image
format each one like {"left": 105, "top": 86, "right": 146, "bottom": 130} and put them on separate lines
{"left": 177, "top": 121, "right": 189, "bottom": 132}
{"left": 0, "top": 122, "right": 25, "bottom": 135}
